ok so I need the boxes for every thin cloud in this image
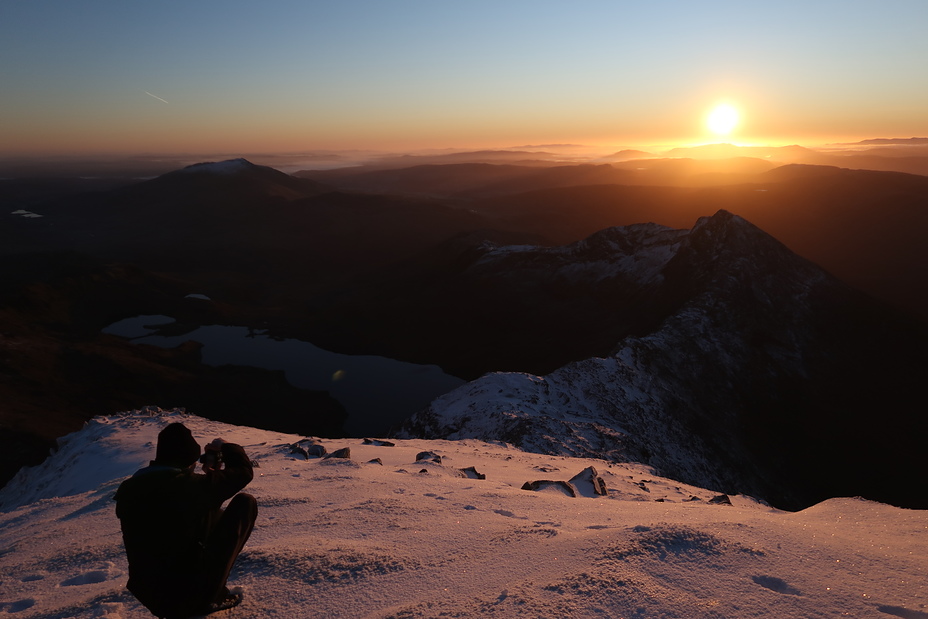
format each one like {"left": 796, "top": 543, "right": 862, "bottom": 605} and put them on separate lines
{"left": 144, "top": 91, "right": 169, "bottom": 104}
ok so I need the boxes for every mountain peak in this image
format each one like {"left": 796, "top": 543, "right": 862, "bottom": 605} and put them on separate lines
{"left": 687, "top": 209, "right": 789, "bottom": 257}
{"left": 178, "top": 158, "right": 256, "bottom": 175}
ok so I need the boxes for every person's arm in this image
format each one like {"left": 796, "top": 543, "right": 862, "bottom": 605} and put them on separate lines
{"left": 205, "top": 441, "right": 254, "bottom": 503}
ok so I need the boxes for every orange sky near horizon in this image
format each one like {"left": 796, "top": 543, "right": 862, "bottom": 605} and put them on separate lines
{"left": 2, "top": 2, "right": 926, "bottom": 158}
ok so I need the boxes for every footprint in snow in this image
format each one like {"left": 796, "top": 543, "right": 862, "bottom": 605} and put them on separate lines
{"left": 493, "top": 509, "right": 528, "bottom": 520}
{"left": 877, "top": 605, "right": 928, "bottom": 619}
{"left": 0, "top": 598, "right": 35, "bottom": 613}
{"left": 60, "top": 562, "right": 121, "bottom": 587}
{"left": 20, "top": 573, "right": 45, "bottom": 582}
{"left": 751, "top": 575, "right": 801, "bottom": 595}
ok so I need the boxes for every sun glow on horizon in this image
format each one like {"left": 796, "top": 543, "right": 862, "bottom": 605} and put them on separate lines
{"left": 706, "top": 104, "right": 740, "bottom": 136}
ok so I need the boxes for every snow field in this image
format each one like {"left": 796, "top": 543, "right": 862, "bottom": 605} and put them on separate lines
{"left": 0, "top": 409, "right": 925, "bottom": 618}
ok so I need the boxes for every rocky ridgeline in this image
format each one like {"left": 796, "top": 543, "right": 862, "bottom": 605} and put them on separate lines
{"left": 398, "top": 211, "right": 928, "bottom": 511}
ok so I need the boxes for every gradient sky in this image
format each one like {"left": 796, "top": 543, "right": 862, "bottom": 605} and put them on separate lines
{"left": 2, "top": 0, "right": 927, "bottom": 156}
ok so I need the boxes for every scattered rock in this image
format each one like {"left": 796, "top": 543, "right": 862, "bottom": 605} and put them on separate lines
{"left": 305, "top": 444, "right": 327, "bottom": 458}
{"left": 416, "top": 451, "right": 442, "bottom": 464}
{"left": 459, "top": 466, "right": 486, "bottom": 480}
{"left": 569, "top": 466, "right": 608, "bottom": 497}
{"left": 363, "top": 438, "right": 396, "bottom": 447}
{"left": 324, "top": 447, "right": 351, "bottom": 460}
{"left": 708, "top": 494, "right": 732, "bottom": 505}
{"left": 418, "top": 469, "right": 429, "bottom": 474}
{"left": 521, "top": 480, "right": 577, "bottom": 497}
{"left": 367, "top": 458, "right": 383, "bottom": 465}
{"left": 290, "top": 439, "right": 327, "bottom": 458}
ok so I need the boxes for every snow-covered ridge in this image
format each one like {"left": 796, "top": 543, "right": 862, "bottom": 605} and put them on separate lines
{"left": 0, "top": 409, "right": 924, "bottom": 618}
{"left": 473, "top": 222, "right": 688, "bottom": 286}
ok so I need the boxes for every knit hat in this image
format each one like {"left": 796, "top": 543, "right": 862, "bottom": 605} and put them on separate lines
{"left": 155, "top": 423, "right": 201, "bottom": 466}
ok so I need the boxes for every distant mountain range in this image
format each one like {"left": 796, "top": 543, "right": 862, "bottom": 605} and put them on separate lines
{"left": 2, "top": 157, "right": 927, "bottom": 510}
{"left": 298, "top": 158, "right": 928, "bottom": 321}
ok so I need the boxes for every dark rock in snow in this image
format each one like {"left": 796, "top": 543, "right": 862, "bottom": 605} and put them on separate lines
{"left": 521, "top": 480, "right": 578, "bottom": 497}
{"left": 324, "top": 447, "right": 351, "bottom": 460}
{"left": 290, "top": 439, "right": 327, "bottom": 459}
{"left": 569, "top": 466, "right": 608, "bottom": 497}
{"left": 459, "top": 466, "right": 486, "bottom": 480}
{"left": 708, "top": 494, "right": 732, "bottom": 506}
{"left": 305, "top": 444, "right": 328, "bottom": 458}
{"left": 363, "top": 438, "right": 396, "bottom": 447}
{"left": 415, "top": 451, "right": 442, "bottom": 464}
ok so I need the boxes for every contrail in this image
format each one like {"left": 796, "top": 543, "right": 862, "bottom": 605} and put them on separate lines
{"left": 144, "top": 91, "right": 169, "bottom": 104}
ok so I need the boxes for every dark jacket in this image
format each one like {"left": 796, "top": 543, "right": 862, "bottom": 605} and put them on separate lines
{"left": 115, "top": 442, "right": 253, "bottom": 617}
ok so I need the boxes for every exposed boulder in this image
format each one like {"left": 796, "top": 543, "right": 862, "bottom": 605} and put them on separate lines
{"left": 290, "top": 439, "right": 328, "bottom": 459}
{"left": 521, "top": 480, "right": 578, "bottom": 497}
{"left": 569, "top": 466, "right": 608, "bottom": 497}
{"left": 324, "top": 447, "right": 351, "bottom": 460}
{"left": 459, "top": 466, "right": 486, "bottom": 480}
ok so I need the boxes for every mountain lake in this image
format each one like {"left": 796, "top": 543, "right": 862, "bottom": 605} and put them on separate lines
{"left": 103, "top": 315, "right": 466, "bottom": 436}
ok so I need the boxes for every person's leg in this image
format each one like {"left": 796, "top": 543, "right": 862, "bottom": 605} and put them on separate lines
{"left": 201, "top": 493, "right": 258, "bottom": 606}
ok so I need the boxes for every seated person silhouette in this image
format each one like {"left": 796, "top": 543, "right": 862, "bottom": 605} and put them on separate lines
{"left": 115, "top": 422, "right": 257, "bottom": 618}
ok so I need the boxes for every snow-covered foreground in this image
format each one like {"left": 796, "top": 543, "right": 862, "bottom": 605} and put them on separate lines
{"left": 1, "top": 410, "right": 925, "bottom": 619}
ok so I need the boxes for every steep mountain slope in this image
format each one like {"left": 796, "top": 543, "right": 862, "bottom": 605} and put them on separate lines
{"left": 396, "top": 211, "right": 928, "bottom": 510}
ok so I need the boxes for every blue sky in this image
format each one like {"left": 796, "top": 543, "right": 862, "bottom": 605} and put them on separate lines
{"left": 2, "top": 0, "right": 927, "bottom": 154}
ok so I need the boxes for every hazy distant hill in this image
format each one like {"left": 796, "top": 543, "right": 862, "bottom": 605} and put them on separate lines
{"left": 601, "top": 149, "right": 653, "bottom": 161}
{"left": 298, "top": 158, "right": 784, "bottom": 197}
{"left": 16, "top": 159, "right": 489, "bottom": 293}
{"left": 855, "top": 137, "right": 928, "bottom": 145}
{"left": 665, "top": 142, "right": 928, "bottom": 176}
{"left": 665, "top": 143, "right": 823, "bottom": 162}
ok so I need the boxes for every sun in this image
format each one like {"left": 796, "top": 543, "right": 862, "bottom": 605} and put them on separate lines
{"left": 706, "top": 103, "right": 739, "bottom": 136}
